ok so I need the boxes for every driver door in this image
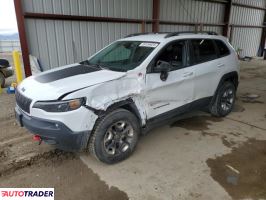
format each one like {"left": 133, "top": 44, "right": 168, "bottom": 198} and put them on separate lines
{"left": 145, "top": 40, "right": 195, "bottom": 119}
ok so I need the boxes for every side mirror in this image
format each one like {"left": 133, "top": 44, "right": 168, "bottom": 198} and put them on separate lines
{"left": 154, "top": 60, "right": 171, "bottom": 81}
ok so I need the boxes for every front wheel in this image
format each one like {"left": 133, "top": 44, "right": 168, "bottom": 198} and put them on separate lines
{"left": 89, "top": 108, "right": 140, "bottom": 164}
{"left": 209, "top": 81, "right": 236, "bottom": 117}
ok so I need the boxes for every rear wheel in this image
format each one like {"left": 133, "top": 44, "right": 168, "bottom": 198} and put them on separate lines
{"left": 0, "top": 72, "right": 5, "bottom": 88}
{"left": 89, "top": 108, "right": 140, "bottom": 164}
{"left": 209, "top": 81, "right": 236, "bottom": 117}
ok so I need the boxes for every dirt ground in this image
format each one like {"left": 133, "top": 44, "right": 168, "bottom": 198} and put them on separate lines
{"left": 0, "top": 58, "right": 266, "bottom": 200}
{"left": 0, "top": 152, "right": 128, "bottom": 200}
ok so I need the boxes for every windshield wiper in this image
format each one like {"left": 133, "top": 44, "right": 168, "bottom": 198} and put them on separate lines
{"left": 79, "top": 60, "right": 90, "bottom": 65}
{"left": 93, "top": 63, "right": 110, "bottom": 71}
{"left": 80, "top": 60, "right": 110, "bottom": 71}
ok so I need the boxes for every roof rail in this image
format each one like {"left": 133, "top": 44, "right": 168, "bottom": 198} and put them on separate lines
{"left": 124, "top": 32, "right": 152, "bottom": 38}
{"left": 164, "top": 31, "right": 218, "bottom": 38}
{"left": 124, "top": 32, "right": 169, "bottom": 38}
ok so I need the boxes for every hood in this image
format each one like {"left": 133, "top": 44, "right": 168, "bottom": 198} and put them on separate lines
{"left": 18, "top": 63, "right": 126, "bottom": 101}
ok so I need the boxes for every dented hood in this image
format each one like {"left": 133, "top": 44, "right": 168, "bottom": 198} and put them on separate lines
{"left": 17, "top": 64, "right": 126, "bottom": 101}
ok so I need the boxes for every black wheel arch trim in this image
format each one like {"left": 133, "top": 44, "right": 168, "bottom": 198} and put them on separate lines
{"left": 211, "top": 71, "right": 239, "bottom": 105}
{"left": 85, "top": 98, "right": 142, "bottom": 123}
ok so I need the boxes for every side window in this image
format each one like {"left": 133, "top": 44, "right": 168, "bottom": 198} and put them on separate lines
{"left": 214, "top": 40, "right": 230, "bottom": 57}
{"left": 191, "top": 39, "right": 217, "bottom": 64}
{"left": 154, "top": 41, "right": 186, "bottom": 71}
{"left": 102, "top": 45, "right": 131, "bottom": 62}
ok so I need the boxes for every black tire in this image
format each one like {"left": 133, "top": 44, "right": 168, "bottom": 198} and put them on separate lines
{"left": 89, "top": 108, "right": 140, "bottom": 164}
{"left": 0, "top": 59, "right": 10, "bottom": 67}
{"left": 209, "top": 81, "right": 236, "bottom": 117}
{"left": 0, "top": 72, "right": 5, "bottom": 88}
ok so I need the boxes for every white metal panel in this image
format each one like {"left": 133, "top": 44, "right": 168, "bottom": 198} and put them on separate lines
{"left": 159, "top": 25, "right": 195, "bottom": 32}
{"left": 231, "top": 6, "right": 265, "bottom": 26}
{"left": 22, "top": 0, "right": 153, "bottom": 19}
{"left": 231, "top": 27, "right": 263, "bottom": 57}
{"left": 230, "top": 0, "right": 265, "bottom": 56}
{"left": 159, "top": 0, "right": 225, "bottom": 24}
{"left": 233, "top": 0, "right": 266, "bottom": 7}
{"left": 203, "top": 26, "right": 223, "bottom": 35}
{"left": 159, "top": 25, "right": 223, "bottom": 36}
{"left": 24, "top": 19, "right": 40, "bottom": 59}
{"left": 25, "top": 19, "right": 141, "bottom": 70}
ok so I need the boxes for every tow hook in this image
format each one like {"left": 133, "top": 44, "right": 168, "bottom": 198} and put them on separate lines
{"left": 33, "top": 135, "right": 42, "bottom": 145}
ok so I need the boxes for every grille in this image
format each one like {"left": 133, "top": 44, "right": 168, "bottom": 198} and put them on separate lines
{"left": 15, "top": 91, "right": 32, "bottom": 113}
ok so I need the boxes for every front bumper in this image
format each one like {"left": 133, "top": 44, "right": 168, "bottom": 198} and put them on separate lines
{"left": 15, "top": 106, "right": 91, "bottom": 152}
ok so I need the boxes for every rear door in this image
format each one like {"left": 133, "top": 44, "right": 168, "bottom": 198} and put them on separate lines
{"left": 189, "top": 39, "right": 220, "bottom": 100}
{"left": 213, "top": 39, "right": 232, "bottom": 80}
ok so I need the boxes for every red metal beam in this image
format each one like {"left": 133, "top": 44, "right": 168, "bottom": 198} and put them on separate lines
{"left": 24, "top": 12, "right": 265, "bottom": 30}
{"left": 195, "top": 0, "right": 227, "bottom": 4}
{"left": 232, "top": 2, "right": 266, "bottom": 11}
{"left": 223, "top": 0, "right": 232, "bottom": 37}
{"left": 24, "top": 12, "right": 229, "bottom": 28}
{"left": 152, "top": 0, "right": 160, "bottom": 32}
{"left": 141, "top": 21, "right": 146, "bottom": 33}
{"left": 13, "top": 0, "right": 31, "bottom": 77}
{"left": 160, "top": 20, "right": 225, "bottom": 27}
{"left": 24, "top": 12, "right": 152, "bottom": 24}
{"left": 230, "top": 24, "right": 265, "bottom": 28}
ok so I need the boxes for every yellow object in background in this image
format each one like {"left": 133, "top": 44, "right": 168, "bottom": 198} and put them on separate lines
{"left": 11, "top": 82, "right": 17, "bottom": 88}
{"left": 0, "top": 86, "right": 2, "bottom": 94}
{"left": 12, "top": 50, "right": 23, "bottom": 84}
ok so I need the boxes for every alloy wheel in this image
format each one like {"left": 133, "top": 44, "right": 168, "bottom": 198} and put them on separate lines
{"left": 103, "top": 121, "right": 134, "bottom": 156}
{"left": 220, "top": 88, "right": 234, "bottom": 111}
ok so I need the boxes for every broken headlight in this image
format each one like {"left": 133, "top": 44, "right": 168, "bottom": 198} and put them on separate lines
{"left": 33, "top": 98, "right": 86, "bottom": 112}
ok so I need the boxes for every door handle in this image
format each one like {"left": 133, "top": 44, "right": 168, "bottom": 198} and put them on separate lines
{"left": 183, "top": 72, "right": 193, "bottom": 77}
{"left": 217, "top": 63, "right": 225, "bottom": 68}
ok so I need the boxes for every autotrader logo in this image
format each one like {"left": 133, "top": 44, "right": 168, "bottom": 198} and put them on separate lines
{"left": 0, "top": 188, "right": 54, "bottom": 200}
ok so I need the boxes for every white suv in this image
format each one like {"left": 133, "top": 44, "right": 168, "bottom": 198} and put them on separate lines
{"left": 15, "top": 32, "right": 239, "bottom": 164}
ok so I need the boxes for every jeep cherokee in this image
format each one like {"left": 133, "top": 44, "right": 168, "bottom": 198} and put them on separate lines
{"left": 15, "top": 32, "right": 239, "bottom": 164}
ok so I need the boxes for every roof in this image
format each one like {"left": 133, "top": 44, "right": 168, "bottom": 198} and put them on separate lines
{"left": 119, "top": 32, "right": 227, "bottom": 43}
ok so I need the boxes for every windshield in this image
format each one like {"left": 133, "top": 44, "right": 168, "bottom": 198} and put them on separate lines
{"left": 86, "top": 41, "right": 159, "bottom": 72}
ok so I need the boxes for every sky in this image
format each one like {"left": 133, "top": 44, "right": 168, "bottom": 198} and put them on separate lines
{"left": 0, "top": 0, "right": 18, "bottom": 34}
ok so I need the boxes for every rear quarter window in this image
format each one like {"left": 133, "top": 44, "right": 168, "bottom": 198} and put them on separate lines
{"left": 191, "top": 39, "right": 217, "bottom": 64}
{"left": 214, "top": 40, "right": 230, "bottom": 57}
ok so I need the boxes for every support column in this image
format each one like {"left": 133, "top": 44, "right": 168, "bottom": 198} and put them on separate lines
{"left": 223, "top": 0, "right": 232, "bottom": 38}
{"left": 152, "top": 0, "right": 160, "bottom": 32}
{"left": 141, "top": 21, "right": 146, "bottom": 33}
{"left": 13, "top": 0, "right": 31, "bottom": 77}
{"left": 259, "top": 11, "right": 266, "bottom": 58}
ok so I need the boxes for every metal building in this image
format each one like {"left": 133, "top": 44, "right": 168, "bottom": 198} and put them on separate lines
{"left": 14, "top": 0, "right": 266, "bottom": 76}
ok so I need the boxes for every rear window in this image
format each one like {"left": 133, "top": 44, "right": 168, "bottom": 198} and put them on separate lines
{"left": 191, "top": 39, "right": 217, "bottom": 64}
{"left": 214, "top": 40, "right": 230, "bottom": 57}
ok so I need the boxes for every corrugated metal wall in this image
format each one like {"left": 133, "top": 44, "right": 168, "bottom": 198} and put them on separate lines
{"left": 22, "top": 0, "right": 153, "bottom": 70}
{"left": 159, "top": 0, "right": 265, "bottom": 57}
{"left": 21, "top": 0, "right": 265, "bottom": 70}
{"left": 159, "top": 0, "right": 225, "bottom": 34}
{"left": 231, "top": 0, "right": 266, "bottom": 57}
